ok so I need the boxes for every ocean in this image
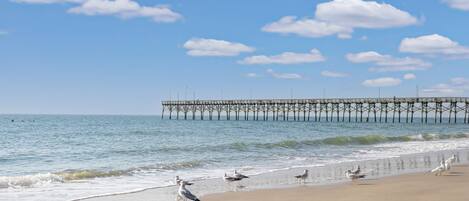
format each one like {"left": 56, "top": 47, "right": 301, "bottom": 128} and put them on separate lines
{"left": 1, "top": 114, "right": 469, "bottom": 201}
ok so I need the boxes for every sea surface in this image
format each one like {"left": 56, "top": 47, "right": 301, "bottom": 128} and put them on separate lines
{"left": 1, "top": 114, "right": 469, "bottom": 201}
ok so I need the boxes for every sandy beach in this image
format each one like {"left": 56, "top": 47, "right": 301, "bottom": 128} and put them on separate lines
{"left": 203, "top": 165, "right": 469, "bottom": 201}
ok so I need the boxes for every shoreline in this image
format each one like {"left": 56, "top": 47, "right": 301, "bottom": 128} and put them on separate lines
{"left": 203, "top": 165, "right": 469, "bottom": 201}
{"left": 80, "top": 148, "right": 469, "bottom": 201}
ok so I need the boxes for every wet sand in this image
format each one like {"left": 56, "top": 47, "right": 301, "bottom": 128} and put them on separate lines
{"left": 203, "top": 165, "right": 469, "bottom": 201}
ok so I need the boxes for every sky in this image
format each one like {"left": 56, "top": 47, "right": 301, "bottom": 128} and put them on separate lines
{"left": 1, "top": 0, "right": 469, "bottom": 115}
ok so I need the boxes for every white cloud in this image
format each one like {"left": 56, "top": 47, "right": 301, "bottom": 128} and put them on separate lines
{"left": 12, "top": 0, "right": 83, "bottom": 3}
{"left": 267, "top": 69, "right": 303, "bottom": 80}
{"left": 403, "top": 73, "right": 416, "bottom": 80}
{"left": 422, "top": 77, "right": 469, "bottom": 96}
{"left": 346, "top": 51, "right": 431, "bottom": 72}
{"left": 399, "top": 34, "right": 469, "bottom": 58}
{"left": 316, "top": 0, "right": 418, "bottom": 29}
{"left": 67, "top": 0, "right": 182, "bottom": 23}
{"left": 443, "top": 0, "right": 469, "bottom": 11}
{"left": 261, "top": 16, "right": 352, "bottom": 39}
{"left": 362, "top": 77, "right": 402, "bottom": 87}
{"left": 321, "top": 70, "right": 349, "bottom": 78}
{"left": 262, "top": 0, "right": 417, "bottom": 39}
{"left": 240, "top": 49, "right": 325, "bottom": 65}
{"left": 245, "top": 73, "right": 259, "bottom": 78}
{"left": 184, "top": 38, "right": 254, "bottom": 57}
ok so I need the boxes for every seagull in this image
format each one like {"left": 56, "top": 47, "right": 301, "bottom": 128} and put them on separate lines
{"left": 345, "top": 169, "right": 366, "bottom": 180}
{"left": 444, "top": 154, "right": 457, "bottom": 171}
{"left": 294, "top": 169, "right": 308, "bottom": 183}
{"left": 446, "top": 154, "right": 456, "bottom": 164}
{"left": 431, "top": 161, "right": 446, "bottom": 176}
{"left": 175, "top": 176, "right": 193, "bottom": 186}
{"left": 178, "top": 181, "right": 200, "bottom": 201}
{"left": 223, "top": 173, "right": 242, "bottom": 182}
{"left": 351, "top": 165, "right": 361, "bottom": 175}
{"left": 233, "top": 170, "right": 249, "bottom": 179}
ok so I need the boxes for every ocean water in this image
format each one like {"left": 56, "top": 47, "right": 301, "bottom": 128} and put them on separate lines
{"left": 1, "top": 114, "right": 469, "bottom": 201}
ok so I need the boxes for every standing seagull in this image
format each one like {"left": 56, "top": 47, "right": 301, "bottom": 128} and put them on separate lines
{"left": 431, "top": 161, "right": 446, "bottom": 176}
{"left": 444, "top": 154, "right": 456, "bottom": 170}
{"left": 351, "top": 165, "right": 361, "bottom": 175}
{"left": 345, "top": 169, "right": 366, "bottom": 180}
{"left": 294, "top": 169, "right": 308, "bottom": 184}
{"left": 223, "top": 173, "right": 242, "bottom": 182}
{"left": 233, "top": 170, "right": 249, "bottom": 179}
{"left": 178, "top": 181, "right": 200, "bottom": 201}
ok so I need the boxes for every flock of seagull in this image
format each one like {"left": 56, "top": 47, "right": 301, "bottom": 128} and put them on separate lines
{"left": 430, "top": 154, "right": 457, "bottom": 176}
{"left": 174, "top": 154, "right": 458, "bottom": 201}
{"left": 174, "top": 166, "right": 364, "bottom": 201}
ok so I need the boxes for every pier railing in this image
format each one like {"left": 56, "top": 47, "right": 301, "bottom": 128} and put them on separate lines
{"left": 161, "top": 97, "right": 469, "bottom": 123}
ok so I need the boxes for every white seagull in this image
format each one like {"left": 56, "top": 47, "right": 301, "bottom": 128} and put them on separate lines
{"left": 345, "top": 169, "right": 366, "bottom": 180}
{"left": 233, "top": 170, "right": 249, "bottom": 179}
{"left": 351, "top": 165, "right": 361, "bottom": 175}
{"left": 223, "top": 173, "right": 242, "bottom": 182}
{"left": 294, "top": 169, "right": 308, "bottom": 183}
{"left": 178, "top": 181, "right": 200, "bottom": 201}
{"left": 444, "top": 154, "right": 456, "bottom": 170}
{"left": 431, "top": 161, "right": 446, "bottom": 176}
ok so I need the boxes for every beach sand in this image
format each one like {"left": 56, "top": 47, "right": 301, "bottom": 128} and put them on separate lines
{"left": 203, "top": 165, "right": 469, "bottom": 201}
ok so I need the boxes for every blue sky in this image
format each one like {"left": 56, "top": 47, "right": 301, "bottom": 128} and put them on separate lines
{"left": 1, "top": 0, "right": 469, "bottom": 115}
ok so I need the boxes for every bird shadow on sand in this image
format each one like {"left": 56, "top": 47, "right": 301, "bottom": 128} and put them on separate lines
{"left": 355, "top": 183, "right": 375, "bottom": 186}
{"left": 443, "top": 172, "right": 464, "bottom": 176}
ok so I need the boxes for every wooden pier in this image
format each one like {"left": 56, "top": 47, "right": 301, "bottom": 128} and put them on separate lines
{"left": 161, "top": 97, "right": 469, "bottom": 123}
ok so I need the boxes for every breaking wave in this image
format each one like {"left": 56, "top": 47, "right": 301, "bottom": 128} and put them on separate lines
{"left": 251, "top": 133, "right": 469, "bottom": 149}
{"left": 0, "top": 160, "right": 205, "bottom": 189}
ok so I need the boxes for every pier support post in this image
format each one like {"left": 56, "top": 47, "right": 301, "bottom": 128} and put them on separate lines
{"left": 465, "top": 102, "right": 468, "bottom": 124}
{"left": 384, "top": 103, "right": 388, "bottom": 123}
{"left": 410, "top": 102, "right": 415, "bottom": 123}
{"left": 314, "top": 103, "right": 318, "bottom": 122}
{"left": 161, "top": 107, "right": 165, "bottom": 119}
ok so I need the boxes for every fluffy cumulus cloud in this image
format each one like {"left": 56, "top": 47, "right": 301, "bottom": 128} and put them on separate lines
{"left": 12, "top": 0, "right": 83, "bottom": 3}
{"left": 399, "top": 34, "right": 469, "bottom": 58}
{"left": 267, "top": 69, "right": 303, "bottom": 80}
{"left": 240, "top": 49, "right": 325, "bottom": 65}
{"left": 443, "top": 0, "right": 469, "bottom": 11}
{"left": 12, "top": 0, "right": 182, "bottom": 23}
{"left": 346, "top": 51, "right": 431, "bottom": 72}
{"left": 320, "top": 70, "right": 349, "bottom": 78}
{"left": 262, "top": 0, "right": 418, "bottom": 39}
{"left": 316, "top": 0, "right": 418, "bottom": 28}
{"left": 362, "top": 77, "right": 402, "bottom": 87}
{"left": 184, "top": 38, "right": 254, "bottom": 57}
{"left": 403, "top": 73, "right": 416, "bottom": 80}
{"left": 67, "top": 0, "right": 182, "bottom": 23}
{"left": 422, "top": 77, "right": 469, "bottom": 96}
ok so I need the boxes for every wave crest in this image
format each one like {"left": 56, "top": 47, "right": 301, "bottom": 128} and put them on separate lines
{"left": 253, "top": 133, "right": 469, "bottom": 149}
{"left": 0, "top": 160, "right": 206, "bottom": 188}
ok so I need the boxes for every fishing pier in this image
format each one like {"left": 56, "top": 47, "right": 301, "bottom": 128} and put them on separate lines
{"left": 161, "top": 97, "right": 469, "bottom": 123}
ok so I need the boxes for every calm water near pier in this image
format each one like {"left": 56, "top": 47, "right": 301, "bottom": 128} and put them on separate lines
{"left": 1, "top": 114, "right": 469, "bottom": 201}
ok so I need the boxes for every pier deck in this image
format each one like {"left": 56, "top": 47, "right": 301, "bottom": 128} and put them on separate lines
{"left": 161, "top": 97, "right": 469, "bottom": 123}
